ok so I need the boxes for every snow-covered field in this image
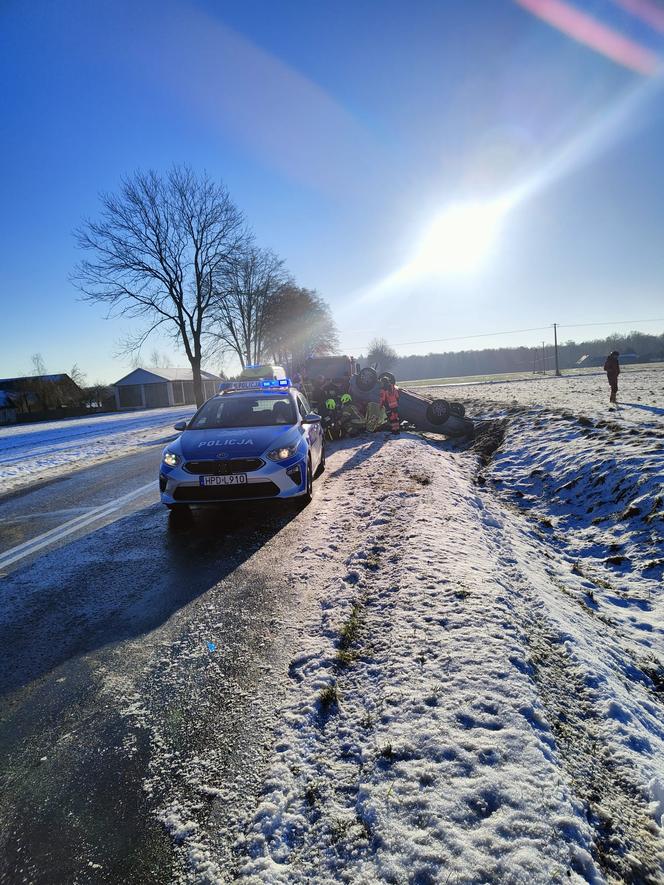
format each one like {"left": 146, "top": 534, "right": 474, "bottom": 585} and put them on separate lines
{"left": 0, "top": 406, "right": 194, "bottom": 494}
{"left": 136, "top": 370, "right": 663, "bottom": 883}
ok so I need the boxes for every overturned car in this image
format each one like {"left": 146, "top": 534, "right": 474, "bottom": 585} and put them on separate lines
{"left": 349, "top": 367, "right": 473, "bottom": 438}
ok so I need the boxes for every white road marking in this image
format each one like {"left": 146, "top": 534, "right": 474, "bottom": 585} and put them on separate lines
{"left": 0, "top": 481, "right": 157, "bottom": 571}
{"left": 0, "top": 507, "right": 92, "bottom": 523}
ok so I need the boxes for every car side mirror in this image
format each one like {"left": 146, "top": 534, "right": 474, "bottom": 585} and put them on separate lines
{"left": 302, "top": 413, "right": 322, "bottom": 424}
{"left": 174, "top": 420, "right": 188, "bottom": 431}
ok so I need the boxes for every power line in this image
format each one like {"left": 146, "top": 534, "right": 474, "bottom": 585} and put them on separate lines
{"left": 343, "top": 325, "right": 551, "bottom": 350}
{"left": 558, "top": 318, "right": 664, "bottom": 328}
{"left": 342, "top": 318, "right": 664, "bottom": 353}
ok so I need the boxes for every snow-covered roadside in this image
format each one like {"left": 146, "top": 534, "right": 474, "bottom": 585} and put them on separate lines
{"left": 421, "top": 370, "right": 663, "bottom": 657}
{"left": 0, "top": 406, "right": 194, "bottom": 495}
{"left": 230, "top": 433, "right": 663, "bottom": 883}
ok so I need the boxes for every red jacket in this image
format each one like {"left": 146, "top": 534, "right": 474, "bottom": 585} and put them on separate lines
{"left": 380, "top": 385, "right": 399, "bottom": 411}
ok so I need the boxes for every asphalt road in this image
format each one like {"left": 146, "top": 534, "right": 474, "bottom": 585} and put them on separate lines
{"left": 0, "top": 448, "right": 310, "bottom": 883}
{"left": 0, "top": 445, "right": 170, "bottom": 575}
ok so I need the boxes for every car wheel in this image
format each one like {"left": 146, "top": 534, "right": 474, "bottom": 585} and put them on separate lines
{"left": 316, "top": 443, "right": 326, "bottom": 476}
{"left": 357, "top": 367, "right": 378, "bottom": 392}
{"left": 449, "top": 402, "right": 465, "bottom": 419}
{"left": 425, "top": 399, "right": 451, "bottom": 425}
{"left": 298, "top": 457, "right": 314, "bottom": 507}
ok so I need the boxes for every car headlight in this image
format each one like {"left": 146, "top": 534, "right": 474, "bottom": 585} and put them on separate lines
{"left": 163, "top": 451, "right": 181, "bottom": 467}
{"left": 267, "top": 444, "right": 298, "bottom": 462}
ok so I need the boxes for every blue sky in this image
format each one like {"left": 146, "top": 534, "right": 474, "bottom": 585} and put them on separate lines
{"left": 1, "top": 0, "right": 663, "bottom": 383}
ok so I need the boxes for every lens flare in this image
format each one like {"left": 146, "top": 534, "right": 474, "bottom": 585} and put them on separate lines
{"left": 407, "top": 201, "right": 507, "bottom": 278}
{"left": 514, "top": 0, "right": 661, "bottom": 75}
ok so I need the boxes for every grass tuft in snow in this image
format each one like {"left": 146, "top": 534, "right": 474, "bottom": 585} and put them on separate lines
{"left": 318, "top": 682, "right": 340, "bottom": 714}
{"left": 335, "top": 603, "right": 363, "bottom": 669}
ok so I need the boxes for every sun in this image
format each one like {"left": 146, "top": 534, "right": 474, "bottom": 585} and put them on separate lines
{"left": 406, "top": 200, "right": 506, "bottom": 278}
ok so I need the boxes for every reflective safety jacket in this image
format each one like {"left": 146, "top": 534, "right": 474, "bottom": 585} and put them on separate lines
{"left": 379, "top": 385, "right": 400, "bottom": 413}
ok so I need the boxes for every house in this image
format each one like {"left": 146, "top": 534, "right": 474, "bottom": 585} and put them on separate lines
{"left": 111, "top": 367, "right": 221, "bottom": 410}
{"left": 0, "top": 390, "right": 18, "bottom": 425}
{"left": 0, "top": 373, "right": 83, "bottom": 414}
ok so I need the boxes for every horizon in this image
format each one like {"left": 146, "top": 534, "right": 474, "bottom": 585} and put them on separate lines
{"left": 10, "top": 325, "right": 662, "bottom": 388}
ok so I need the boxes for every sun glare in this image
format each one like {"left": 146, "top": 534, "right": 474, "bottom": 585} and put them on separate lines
{"left": 407, "top": 201, "right": 506, "bottom": 278}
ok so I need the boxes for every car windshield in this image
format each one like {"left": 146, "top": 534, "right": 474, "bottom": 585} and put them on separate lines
{"left": 189, "top": 396, "right": 295, "bottom": 429}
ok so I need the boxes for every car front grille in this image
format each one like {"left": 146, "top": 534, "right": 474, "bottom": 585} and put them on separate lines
{"left": 183, "top": 458, "right": 264, "bottom": 475}
{"left": 173, "top": 482, "right": 280, "bottom": 501}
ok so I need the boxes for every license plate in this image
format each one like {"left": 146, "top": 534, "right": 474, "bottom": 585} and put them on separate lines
{"left": 199, "top": 474, "right": 248, "bottom": 486}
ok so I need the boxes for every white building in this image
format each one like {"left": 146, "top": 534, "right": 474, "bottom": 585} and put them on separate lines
{"left": 112, "top": 368, "right": 221, "bottom": 410}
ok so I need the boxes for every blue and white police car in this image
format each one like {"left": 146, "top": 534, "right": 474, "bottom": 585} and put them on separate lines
{"left": 159, "top": 379, "right": 325, "bottom": 510}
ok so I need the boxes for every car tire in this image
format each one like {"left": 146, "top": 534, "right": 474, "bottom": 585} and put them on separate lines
{"left": 425, "top": 399, "right": 451, "bottom": 425}
{"left": 449, "top": 402, "right": 465, "bottom": 418}
{"left": 316, "top": 443, "right": 326, "bottom": 476}
{"left": 357, "top": 367, "right": 378, "bottom": 392}
{"left": 298, "top": 456, "right": 314, "bottom": 507}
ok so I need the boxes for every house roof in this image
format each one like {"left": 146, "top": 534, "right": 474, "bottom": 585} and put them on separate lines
{"left": 0, "top": 373, "right": 81, "bottom": 390}
{"left": 112, "top": 367, "right": 221, "bottom": 385}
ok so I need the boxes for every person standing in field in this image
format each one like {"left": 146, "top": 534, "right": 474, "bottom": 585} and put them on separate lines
{"left": 603, "top": 350, "right": 620, "bottom": 403}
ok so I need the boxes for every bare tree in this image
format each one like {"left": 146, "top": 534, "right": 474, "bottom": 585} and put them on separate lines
{"left": 82, "top": 382, "right": 112, "bottom": 409}
{"left": 69, "top": 363, "right": 87, "bottom": 388}
{"left": 367, "top": 337, "right": 398, "bottom": 373}
{"left": 73, "top": 166, "right": 248, "bottom": 406}
{"left": 31, "top": 353, "right": 47, "bottom": 376}
{"left": 25, "top": 353, "right": 51, "bottom": 410}
{"left": 149, "top": 349, "right": 173, "bottom": 368}
{"left": 212, "top": 247, "right": 286, "bottom": 367}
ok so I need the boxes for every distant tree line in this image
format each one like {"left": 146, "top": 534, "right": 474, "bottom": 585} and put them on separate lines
{"left": 364, "top": 331, "right": 664, "bottom": 382}
{"left": 73, "top": 166, "right": 338, "bottom": 405}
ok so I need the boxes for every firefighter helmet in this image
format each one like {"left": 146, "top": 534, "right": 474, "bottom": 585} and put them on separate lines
{"left": 340, "top": 393, "right": 352, "bottom": 404}
{"left": 325, "top": 398, "right": 336, "bottom": 410}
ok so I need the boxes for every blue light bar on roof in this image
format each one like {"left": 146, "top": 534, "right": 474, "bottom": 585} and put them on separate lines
{"left": 219, "top": 378, "right": 291, "bottom": 392}
{"left": 262, "top": 378, "right": 290, "bottom": 388}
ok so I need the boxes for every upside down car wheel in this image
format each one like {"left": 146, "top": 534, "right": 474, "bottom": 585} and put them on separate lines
{"left": 425, "top": 399, "right": 451, "bottom": 425}
{"left": 357, "top": 367, "right": 378, "bottom": 392}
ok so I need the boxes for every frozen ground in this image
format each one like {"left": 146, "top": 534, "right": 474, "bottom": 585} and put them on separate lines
{"left": 0, "top": 405, "right": 193, "bottom": 495}
{"left": 139, "top": 371, "right": 662, "bottom": 883}
{"left": 424, "top": 366, "right": 663, "bottom": 427}
{"left": 2, "top": 372, "right": 661, "bottom": 882}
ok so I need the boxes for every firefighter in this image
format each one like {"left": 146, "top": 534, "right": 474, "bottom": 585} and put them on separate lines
{"left": 339, "top": 392, "right": 365, "bottom": 437}
{"left": 379, "top": 374, "right": 400, "bottom": 434}
{"left": 311, "top": 375, "right": 327, "bottom": 412}
{"left": 365, "top": 401, "right": 387, "bottom": 432}
{"left": 603, "top": 350, "right": 620, "bottom": 403}
{"left": 322, "top": 388, "right": 343, "bottom": 440}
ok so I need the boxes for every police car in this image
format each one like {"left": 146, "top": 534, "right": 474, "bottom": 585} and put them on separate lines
{"left": 159, "top": 379, "right": 325, "bottom": 510}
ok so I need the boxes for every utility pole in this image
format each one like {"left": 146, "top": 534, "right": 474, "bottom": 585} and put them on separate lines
{"left": 541, "top": 341, "right": 546, "bottom": 375}
{"left": 553, "top": 322, "right": 561, "bottom": 376}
